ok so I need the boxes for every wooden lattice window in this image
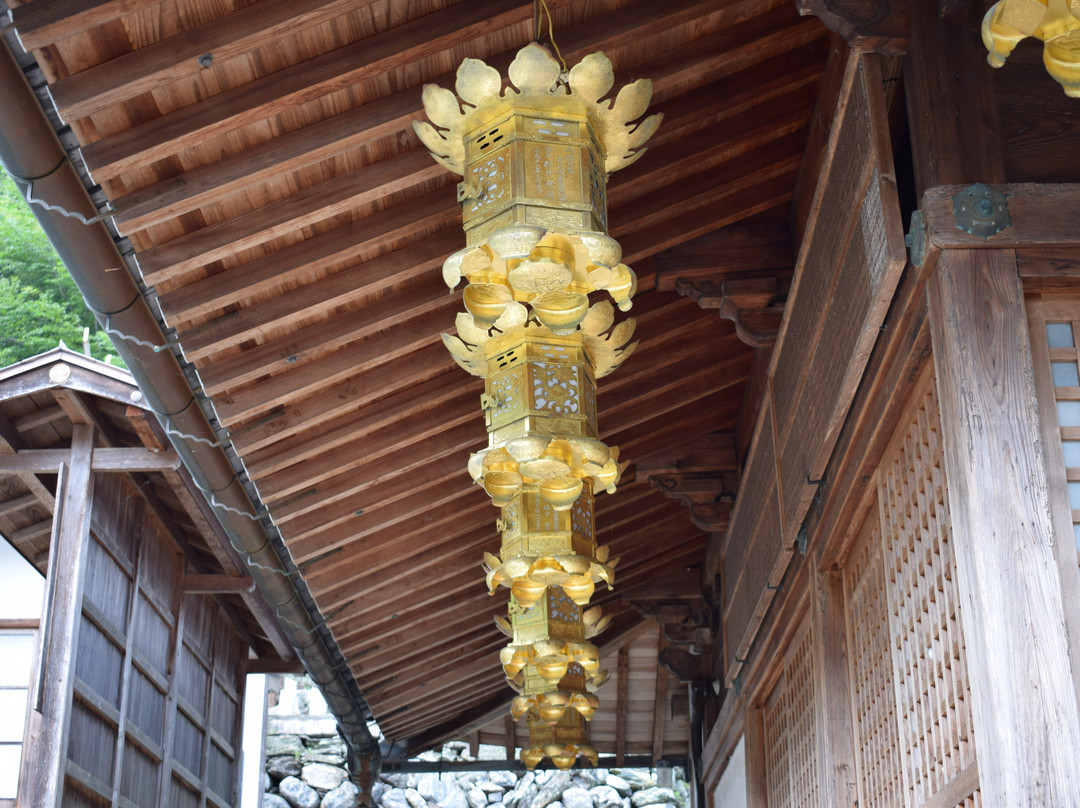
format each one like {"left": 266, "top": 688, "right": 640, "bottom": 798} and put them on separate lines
{"left": 876, "top": 374, "right": 979, "bottom": 807}
{"left": 1027, "top": 296, "right": 1080, "bottom": 567}
{"left": 844, "top": 513, "right": 903, "bottom": 808}
{"left": 762, "top": 616, "right": 819, "bottom": 808}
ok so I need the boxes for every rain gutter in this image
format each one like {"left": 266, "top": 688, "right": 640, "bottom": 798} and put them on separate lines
{"left": 0, "top": 33, "right": 381, "bottom": 796}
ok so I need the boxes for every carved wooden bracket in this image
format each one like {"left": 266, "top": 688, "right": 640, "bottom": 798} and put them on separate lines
{"left": 648, "top": 473, "right": 737, "bottom": 531}
{"left": 622, "top": 569, "right": 715, "bottom": 683}
{"left": 795, "top": 0, "right": 909, "bottom": 54}
{"left": 655, "top": 223, "right": 794, "bottom": 348}
{"left": 659, "top": 646, "right": 712, "bottom": 685}
{"left": 674, "top": 277, "right": 785, "bottom": 348}
{"left": 637, "top": 433, "right": 739, "bottom": 532}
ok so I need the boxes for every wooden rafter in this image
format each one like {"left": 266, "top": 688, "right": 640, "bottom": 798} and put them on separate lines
{"left": 4, "top": 0, "right": 834, "bottom": 753}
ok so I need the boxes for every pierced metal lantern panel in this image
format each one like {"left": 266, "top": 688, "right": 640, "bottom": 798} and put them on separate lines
{"left": 484, "top": 332, "right": 597, "bottom": 441}
{"left": 526, "top": 707, "right": 588, "bottom": 748}
{"left": 500, "top": 484, "right": 596, "bottom": 560}
{"left": 510, "top": 587, "right": 585, "bottom": 645}
{"left": 461, "top": 109, "right": 607, "bottom": 245}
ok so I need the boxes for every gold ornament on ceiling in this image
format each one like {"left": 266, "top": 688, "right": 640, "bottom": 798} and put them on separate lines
{"left": 983, "top": 0, "right": 1080, "bottom": 96}
{"left": 416, "top": 38, "right": 660, "bottom": 770}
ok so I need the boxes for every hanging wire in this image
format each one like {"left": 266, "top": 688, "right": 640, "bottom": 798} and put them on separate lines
{"left": 4, "top": 159, "right": 117, "bottom": 226}
{"left": 0, "top": 158, "right": 324, "bottom": 638}
{"left": 535, "top": 0, "right": 567, "bottom": 74}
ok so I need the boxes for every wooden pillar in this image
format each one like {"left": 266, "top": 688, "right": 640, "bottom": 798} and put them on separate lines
{"left": 651, "top": 634, "right": 669, "bottom": 764}
{"left": 927, "top": 249, "right": 1080, "bottom": 805}
{"left": 29, "top": 424, "right": 95, "bottom": 808}
{"left": 809, "top": 565, "right": 856, "bottom": 807}
{"left": 502, "top": 713, "right": 515, "bottom": 761}
{"left": 615, "top": 644, "right": 629, "bottom": 766}
{"left": 743, "top": 708, "right": 767, "bottom": 808}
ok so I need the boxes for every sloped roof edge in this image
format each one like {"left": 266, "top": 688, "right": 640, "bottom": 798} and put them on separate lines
{"left": 0, "top": 32, "right": 382, "bottom": 791}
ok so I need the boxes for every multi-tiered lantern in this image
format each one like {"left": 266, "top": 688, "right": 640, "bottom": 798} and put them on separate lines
{"left": 416, "top": 42, "right": 659, "bottom": 769}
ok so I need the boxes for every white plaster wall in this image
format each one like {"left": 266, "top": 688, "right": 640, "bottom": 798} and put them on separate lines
{"left": 713, "top": 736, "right": 747, "bottom": 808}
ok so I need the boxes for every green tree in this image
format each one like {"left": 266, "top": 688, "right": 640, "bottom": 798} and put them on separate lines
{"left": 0, "top": 173, "right": 116, "bottom": 366}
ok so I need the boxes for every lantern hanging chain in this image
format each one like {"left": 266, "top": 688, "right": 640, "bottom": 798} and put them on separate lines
{"left": 534, "top": 0, "right": 567, "bottom": 75}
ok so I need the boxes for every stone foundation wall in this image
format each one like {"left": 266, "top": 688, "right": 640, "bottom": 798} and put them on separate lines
{"left": 262, "top": 677, "right": 689, "bottom": 808}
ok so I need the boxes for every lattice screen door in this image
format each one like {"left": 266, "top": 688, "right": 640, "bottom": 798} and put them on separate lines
{"left": 843, "top": 369, "right": 980, "bottom": 808}
{"left": 762, "top": 616, "right": 819, "bottom": 808}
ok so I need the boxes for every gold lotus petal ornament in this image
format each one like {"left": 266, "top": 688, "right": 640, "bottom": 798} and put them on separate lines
{"left": 489, "top": 226, "right": 547, "bottom": 260}
{"left": 442, "top": 333, "right": 484, "bottom": 376}
{"left": 421, "top": 84, "right": 463, "bottom": 129}
{"left": 520, "top": 746, "right": 545, "bottom": 769}
{"left": 493, "top": 301, "right": 529, "bottom": 332}
{"left": 511, "top": 577, "right": 547, "bottom": 608}
{"left": 567, "top": 52, "right": 614, "bottom": 104}
{"left": 494, "top": 614, "right": 513, "bottom": 637}
{"left": 983, "top": 0, "right": 1080, "bottom": 96}
{"left": 508, "top": 42, "right": 563, "bottom": 92}
{"left": 455, "top": 57, "right": 504, "bottom": 108}
{"left": 580, "top": 300, "right": 615, "bottom": 336}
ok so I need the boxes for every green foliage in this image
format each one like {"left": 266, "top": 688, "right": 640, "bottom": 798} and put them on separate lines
{"left": 0, "top": 173, "right": 116, "bottom": 366}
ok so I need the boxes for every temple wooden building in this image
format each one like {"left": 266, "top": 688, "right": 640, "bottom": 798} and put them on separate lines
{"left": 0, "top": 347, "right": 298, "bottom": 806}
{"left": 2, "top": 0, "right": 1080, "bottom": 805}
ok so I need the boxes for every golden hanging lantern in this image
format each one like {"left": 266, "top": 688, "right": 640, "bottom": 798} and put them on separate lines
{"left": 417, "top": 40, "right": 659, "bottom": 770}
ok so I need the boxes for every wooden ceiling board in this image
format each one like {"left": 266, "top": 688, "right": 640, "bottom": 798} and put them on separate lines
{"left": 9, "top": 0, "right": 829, "bottom": 754}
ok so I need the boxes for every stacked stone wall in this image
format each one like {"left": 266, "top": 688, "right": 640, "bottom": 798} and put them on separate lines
{"left": 262, "top": 676, "right": 689, "bottom": 808}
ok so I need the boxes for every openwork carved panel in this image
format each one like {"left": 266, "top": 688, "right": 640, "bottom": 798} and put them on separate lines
{"left": 763, "top": 617, "right": 820, "bottom": 808}
{"left": 877, "top": 378, "right": 978, "bottom": 807}
{"left": 844, "top": 512, "right": 904, "bottom": 808}
{"left": 570, "top": 494, "right": 593, "bottom": 542}
{"left": 531, "top": 361, "right": 581, "bottom": 415}
{"left": 464, "top": 151, "right": 510, "bottom": 221}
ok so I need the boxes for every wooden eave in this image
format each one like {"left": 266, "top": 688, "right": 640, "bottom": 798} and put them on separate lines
{"left": 3, "top": 0, "right": 832, "bottom": 753}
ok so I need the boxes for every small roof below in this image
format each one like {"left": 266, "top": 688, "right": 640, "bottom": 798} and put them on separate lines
{"left": 0, "top": 346, "right": 296, "bottom": 664}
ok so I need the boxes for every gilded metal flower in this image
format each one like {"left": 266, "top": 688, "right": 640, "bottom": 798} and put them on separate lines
{"left": 983, "top": 0, "right": 1080, "bottom": 96}
{"left": 414, "top": 43, "right": 662, "bottom": 175}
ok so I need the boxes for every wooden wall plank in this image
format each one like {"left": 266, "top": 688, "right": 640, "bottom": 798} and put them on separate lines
{"left": 744, "top": 708, "right": 768, "bottom": 808}
{"left": 720, "top": 54, "right": 905, "bottom": 684}
{"left": 1024, "top": 294, "right": 1080, "bottom": 711}
{"left": 651, "top": 633, "right": 669, "bottom": 764}
{"left": 615, "top": 644, "right": 630, "bottom": 766}
{"left": 902, "top": 0, "right": 1004, "bottom": 191}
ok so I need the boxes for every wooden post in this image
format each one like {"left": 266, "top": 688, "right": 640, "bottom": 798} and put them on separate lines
{"left": 651, "top": 633, "right": 669, "bottom": 764}
{"left": 809, "top": 565, "right": 856, "bottom": 807}
{"left": 744, "top": 708, "right": 767, "bottom": 808}
{"left": 502, "top": 713, "right": 515, "bottom": 761}
{"left": 29, "top": 424, "right": 95, "bottom": 808}
{"left": 927, "top": 248, "right": 1080, "bottom": 805}
{"left": 615, "top": 644, "right": 629, "bottom": 766}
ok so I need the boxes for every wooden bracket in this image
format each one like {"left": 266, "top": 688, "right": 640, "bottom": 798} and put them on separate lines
{"left": 794, "top": 0, "right": 909, "bottom": 54}
{"left": 637, "top": 433, "right": 740, "bottom": 532}
{"left": 659, "top": 646, "right": 713, "bottom": 685}
{"left": 675, "top": 277, "right": 786, "bottom": 348}
{"left": 647, "top": 473, "right": 737, "bottom": 531}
